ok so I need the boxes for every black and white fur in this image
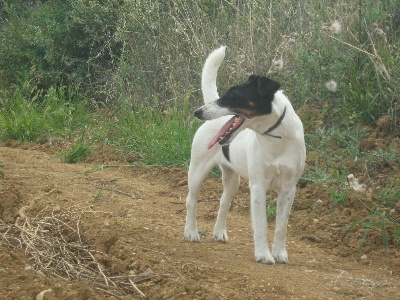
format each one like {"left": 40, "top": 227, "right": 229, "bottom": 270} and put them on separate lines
{"left": 184, "top": 46, "right": 306, "bottom": 264}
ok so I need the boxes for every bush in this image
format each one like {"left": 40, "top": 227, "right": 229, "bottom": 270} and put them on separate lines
{"left": 0, "top": 0, "right": 122, "bottom": 100}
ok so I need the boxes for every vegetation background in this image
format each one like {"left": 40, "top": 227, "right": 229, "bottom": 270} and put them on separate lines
{"left": 0, "top": 0, "right": 399, "bottom": 248}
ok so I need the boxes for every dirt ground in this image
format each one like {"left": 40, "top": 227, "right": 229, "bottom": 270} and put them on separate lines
{"left": 0, "top": 141, "right": 399, "bottom": 300}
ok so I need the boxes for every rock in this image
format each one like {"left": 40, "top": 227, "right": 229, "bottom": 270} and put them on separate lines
{"left": 302, "top": 235, "right": 322, "bottom": 243}
{"left": 347, "top": 174, "right": 367, "bottom": 192}
{"left": 53, "top": 205, "right": 61, "bottom": 212}
{"left": 36, "top": 289, "right": 52, "bottom": 300}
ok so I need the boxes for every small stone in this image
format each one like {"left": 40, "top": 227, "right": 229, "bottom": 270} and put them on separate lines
{"left": 36, "top": 289, "right": 52, "bottom": 300}
{"left": 360, "top": 255, "right": 367, "bottom": 260}
{"left": 316, "top": 199, "right": 323, "bottom": 205}
{"left": 312, "top": 218, "right": 319, "bottom": 223}
{"left": 302, "top": 235, "right": 322, "bottom": 243}
{"left": 24, "top": 265, "right": 32, "bottom": 271}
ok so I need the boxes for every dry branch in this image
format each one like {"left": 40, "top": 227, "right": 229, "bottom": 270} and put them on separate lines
{"left": 0, "top": 206, "right": 147, "bottom": 297}
{"left": 92, "top": 183, "right": 141, "bottom": 199}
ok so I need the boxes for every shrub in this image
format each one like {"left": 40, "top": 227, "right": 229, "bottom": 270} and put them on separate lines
{"left": 0, "top": 0, "right": 122, "bottom": 100}
{"left": 0, "top": 0, "right": 398, "bottom": 129}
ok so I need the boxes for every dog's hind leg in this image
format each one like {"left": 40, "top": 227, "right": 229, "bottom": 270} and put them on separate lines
{"left": 272, "top": 186, "right": 296, "bottom": 264}
{"left": 184, "top": 160, "right": 215, "bottom": 241}
{"left": 214, "top": 165, "right": 240, "bottom": 242}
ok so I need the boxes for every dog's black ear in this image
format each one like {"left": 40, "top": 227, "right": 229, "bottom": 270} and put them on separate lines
{"left": 247, "top": 74, "right": 258, "bottom": 82}
{"left": 257, "top": 77, "right": 280, "bottom": 96}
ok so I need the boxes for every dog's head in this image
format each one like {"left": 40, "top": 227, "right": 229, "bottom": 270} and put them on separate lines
{"left": 194, "top": 75, "right": 281, "bottom": 149}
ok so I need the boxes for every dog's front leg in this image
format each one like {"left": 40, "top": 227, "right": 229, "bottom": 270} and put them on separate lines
{"left": 250, "top": 181, "right": 275, "bottom": 264}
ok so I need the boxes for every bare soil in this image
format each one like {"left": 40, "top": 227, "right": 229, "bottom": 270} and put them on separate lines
{"left": 0, "top": 141, "right": 399, "bottom": 300}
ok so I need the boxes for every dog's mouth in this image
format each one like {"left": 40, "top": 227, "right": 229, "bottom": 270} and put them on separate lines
{"left": 208, "top": 115, "right": 245, "bottom": 149}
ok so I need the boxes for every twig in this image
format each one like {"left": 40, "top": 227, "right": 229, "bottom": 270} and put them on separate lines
{"left": 92, "top": 183, "right": 141, "bottom": 199}
{"left": 170, "top": 198, "right": 219, "bottom": 205}
{"left": 88, "top": 251, "right": 110, "bottom": 287}
{"left": 324, "top": 33, "right": 378, "bottom": 58}
{"left": 334, "top": 270, "right": 346, "bottom": 284}
{"left": 94, "top": 287, "right": 123, "bottom": 299}
{"left": 129, "top": 279, "right": 146, "bottom": 298}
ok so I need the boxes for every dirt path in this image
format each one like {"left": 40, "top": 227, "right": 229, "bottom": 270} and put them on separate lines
{"left": 0, "top": 145, "right": 399, "bottom": 300}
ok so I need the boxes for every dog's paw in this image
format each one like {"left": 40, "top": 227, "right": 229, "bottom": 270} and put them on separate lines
{"left": 184, "top": 228, "right": 200, "bottom": 242}
{"left": 272, "top": 248, "right": 288, "bottom": 264}
{"left": 255, "top": 251, "right": 275, "bottom": 265}
{"left": 213, "top": 228, "right": 229, "bottom": 243}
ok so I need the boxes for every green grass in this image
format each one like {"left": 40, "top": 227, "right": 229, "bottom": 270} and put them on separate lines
{"left": 0, "top": 84, "right": 199, "bottom": 168}
{"left": 110, "top": 94, "right": 199, "bottom": 167}
{"left": 0, "top": 84, "right": 90, "bottom": 143}
{"left": 60, "top": 142, "right": 92, "bottom": 164}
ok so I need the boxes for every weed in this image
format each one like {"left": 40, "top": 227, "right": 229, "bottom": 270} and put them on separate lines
{"left": 266, "top": 205, "right": 277, "bottom": 220}
{"left": 357, "top": 211, "right": 390, "bottom": 254}
{"left": 392, "top": 227, "right": 400, "bottom": 247}
{"left": 377, "top": 179, "right": 400, "bottom": 208}
{"left": 61, "top": 143, "right": 92, "bottom": 164}
{"left": 363, "top": 145, "right": 399, "bottom": 175}
{"left": 93, "top": 189, "right": 105, "bottom": 202}
{"left": 329, "top": 188, "right": 349, "bottom": 223}
{"left": 381, "top": 211, "right": 389, "bottom": 254}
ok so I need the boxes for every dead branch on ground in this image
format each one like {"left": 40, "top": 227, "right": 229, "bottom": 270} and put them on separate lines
{"left": 0, "top": 206, "right": 149, "bottom": 298}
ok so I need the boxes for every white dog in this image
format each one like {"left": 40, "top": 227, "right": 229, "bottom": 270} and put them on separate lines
{"left": 184, "top": 46, "right": 306, "bottom": 264}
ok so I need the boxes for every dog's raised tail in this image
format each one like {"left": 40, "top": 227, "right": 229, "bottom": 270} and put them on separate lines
{"left": 201, "top": 46, "right": 226, "bottom": 105}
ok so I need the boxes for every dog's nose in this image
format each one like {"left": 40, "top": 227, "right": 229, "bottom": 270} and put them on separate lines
{"left": 194, "top": 108, "right": 203, "bottom": 119}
